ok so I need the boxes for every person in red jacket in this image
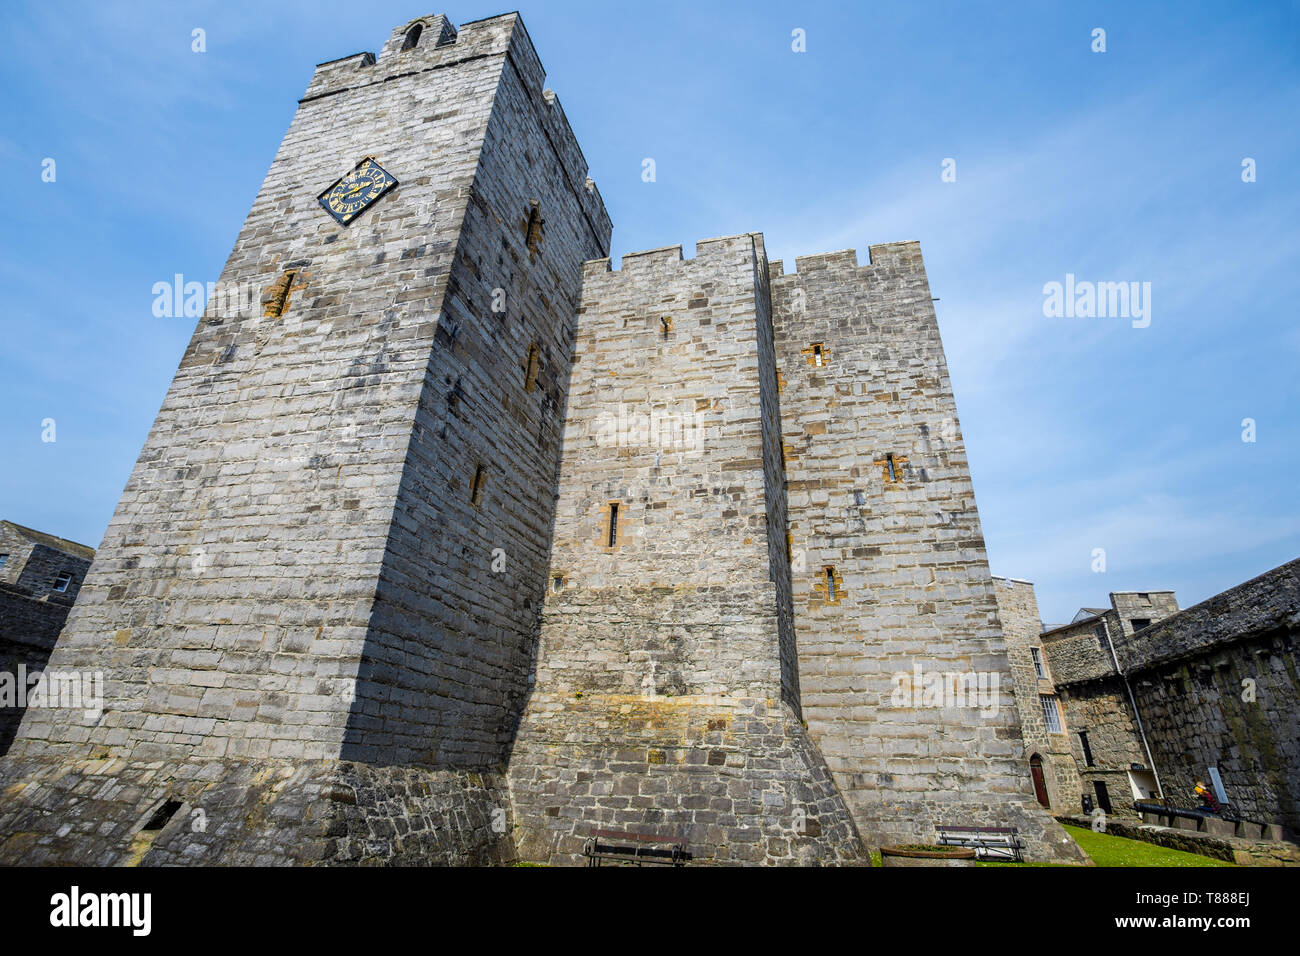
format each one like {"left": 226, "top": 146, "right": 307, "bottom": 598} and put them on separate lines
{"left": 1194, "top": 782, "right": 1221, "bottom": 814}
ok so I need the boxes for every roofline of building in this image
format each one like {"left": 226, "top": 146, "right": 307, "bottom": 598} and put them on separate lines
{"left": 1, "top": 520, "right": 96, "bottom": 561}
{"left": 1039, "top": 614, "right": 1104, "bottom": 640}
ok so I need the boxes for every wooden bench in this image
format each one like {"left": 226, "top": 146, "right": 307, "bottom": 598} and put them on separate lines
{"left": 935, "top": 825, "right": 1024, "bottom": 861}
{"left": 582, "top": 829, "right": 693, "bottom": 867}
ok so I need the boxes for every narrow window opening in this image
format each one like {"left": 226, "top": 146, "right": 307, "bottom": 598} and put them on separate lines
{"left": 1130, "top": 618, "right": 1151, "bottom": 631}
{"left": 1137, "top": 592, "right": 1150, "bottom": 602}
{"left": 1079, "top": 731, "right": 1095, "bottom": 767}
{"left": 524, "top": 344, "right": 541, "bottom": 392}
{"left": 551, "top": 575, "right": 563, "bottom": 593}
{"left": 142, "top": 799, "right": 183, "bottom": 831}
{"left": 524, "top": 200, "right": 544, "bottom": 254}
{"left": 402, "top": 24, "right": 423, "bottom": 50}
{"left": 877, "top": 452, "right": 908, "bottom": 484}
{"left": 607, "top": 503, "right": 619, "bottom": 548}
{"left": 661, "top": 316, "right": 672, "bottom": 339}
{"left": 53, "top": 572, "right": 73, "bottom": 593}
{"left": 1039, "top": 694, "right": 1062, "bottom": 733}
{"left": 264, "top": 270, "right": 296, "bottom": 318}
{"left": 1031, "top": 647, "right": 1046, "bottom": 680}
{"left": 1093, "top": 623, "right": 1108, "bottom": 648}
{"left": 803, "top": 343, "right": 828, "bottom": 366}
{"left": 825, "top": 566, "right": 837, "bottom": 601}
{"left": 470, "top": 465, "right": 486, "bottom": 507}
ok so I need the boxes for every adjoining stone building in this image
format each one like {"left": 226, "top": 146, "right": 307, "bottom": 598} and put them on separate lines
{"left": 1118, "top": 560, "right": 1300, "bottom": 838}
{"left": 0, "top": 521, "right": 95, "bottom": 755}
{"left": 508, "top": 236, "right": 1079, "bottom": 863}
{"left": 1039, "top": 590, "right": 1176, "bottom": 817}
{"left": 1001, "top": 560, "right": 1300, "bottom": 841}
{"left": 991, "top": 578, "right": 1081, "bottom": 817}
{"left": 0, "top": 12, "right": 1083, "bottom": 865}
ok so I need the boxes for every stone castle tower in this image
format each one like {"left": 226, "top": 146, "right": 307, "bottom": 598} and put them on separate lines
{"left": 0, "top": 13, "right": 1082, "bottom": 865}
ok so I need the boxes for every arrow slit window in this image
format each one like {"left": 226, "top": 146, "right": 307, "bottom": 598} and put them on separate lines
{"left": 524, "top": 344, "right": 541, "bottom": 392}
{"left": 470, "top": 465, "right": 487, "bottom": 507}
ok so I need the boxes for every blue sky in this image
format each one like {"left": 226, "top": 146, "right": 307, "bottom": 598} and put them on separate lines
{"left": 1, "top": 1, "right": 1297, "bottom": 624}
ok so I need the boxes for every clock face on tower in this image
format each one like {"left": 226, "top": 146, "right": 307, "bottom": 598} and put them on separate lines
{"left": 318, "top": 158, "right": 398, "bottom": 226}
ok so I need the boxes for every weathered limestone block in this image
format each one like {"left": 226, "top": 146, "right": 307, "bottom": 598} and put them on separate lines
{"left": 0, "top": 755, "right": 514, "bottom": 865}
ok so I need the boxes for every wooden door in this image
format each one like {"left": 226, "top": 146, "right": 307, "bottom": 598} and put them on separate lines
{"left": 1030, "top": 755, "right": 1050, "bottom": 808}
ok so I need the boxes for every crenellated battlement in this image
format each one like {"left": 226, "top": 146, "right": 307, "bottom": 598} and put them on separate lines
{"left": 582, "top": 233, "right": 766, "bottom": 283}
{"left": 582, "top": 235, "right": 924, "bottom": 301}
{"left": 301, "top": 13, "right": 535, "bottom": 102}
{"left": 792, "top": 247, "right": 861, "bottom": 275}
{"left": 298, "top": 13, "right": 609, "bottom": 248}
{"left": 301, "top": 13, "right": 489, "bottom": 102}
{"left": 612, "top": 242, "right": 682, "bottom": 274}
{"left": 537, "top": 89, "right": 611, "bottom": 243}
{"left": 769, "top": 241, "right": 924, "bottom": 286}
{"left": 379, "top": 14, "right": 459, "bottom": 59}
{"left": 297, "top": 13, "right": 611, "bottom": 247}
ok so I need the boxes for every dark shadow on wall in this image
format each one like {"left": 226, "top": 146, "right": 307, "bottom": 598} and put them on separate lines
{"left": 337, "top": 280, "right": 580, "bottom": 771}
{"left": 0, "top": 585, "right": 75, "bottom": 756}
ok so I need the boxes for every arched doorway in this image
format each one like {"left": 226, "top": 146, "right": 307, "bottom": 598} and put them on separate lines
{"left": 1030, "top": 754, "right": 1051, "bottom": 808}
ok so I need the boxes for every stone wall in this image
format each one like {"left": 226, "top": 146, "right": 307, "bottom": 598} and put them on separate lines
{"left": 1041, "top": 615, "right": 1120, "bottom": 685}
{"left": 0, "top": 12, "right": 606, "bottom": 866}
{"left": 1039, "top": 566, "right": 1300, "bottom": 833}
{"left": 0, "top": 587, "right": 77, "bottom": 756}
{"left": 506, "top": 236, "right": 865, "bottom": 865}
{"left": 991, "top": 578, "right": 1080, "bottom": 815}
{"left": 1114, "top": 562, "right": 1298, "bottom": 673}
{"left": 0, "top": 523, "right": 92, "bottom": 605}
{"left": 1042, "top": 612, "right": 1153, "bottom": 817}
{"left": 343, "top": 13, "right": 610, "bottom": 771}
{"left": 1111, "top": 591, "right": 1179, "bottom": 640}
{"left": 0, "top": 524, "right": 32, "bottom": 590}
{"left": 0, "top": 755, "right": 514, "bottom": 866}
{"left": 0, "top": 523, "right": 93, "bottom": 756}
{"left": 1053, "top": 679, "right": 1148, "bottom": 816}
{"left": 1123, "top": 560, "right": 1300, "bottom": 836}
{"left": 769, "top": 244, "right": 1083, "bottom": 861}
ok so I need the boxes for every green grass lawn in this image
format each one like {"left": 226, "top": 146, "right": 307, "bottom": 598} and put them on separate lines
{"left": 886, "top": 824, "right": 1238, "bottom": 868}
{"left": 535, "top": 826, "right": 1238, "bottom": 867}
{"left": 1058, "top": 824, "right": 1234, "bottom": 867}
